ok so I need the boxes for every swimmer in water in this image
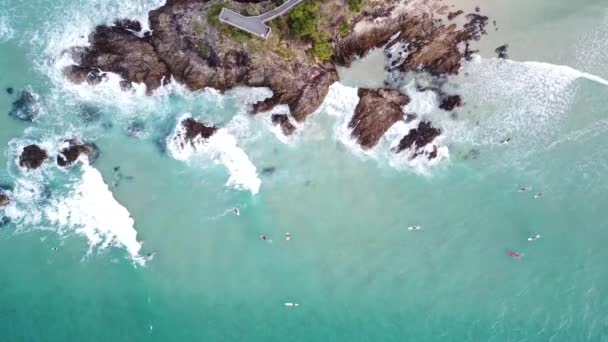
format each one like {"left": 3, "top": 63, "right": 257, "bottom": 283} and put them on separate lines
{"left": 285, "top": 232, "right": 291, "bottom": 241}
{"left": 534, "top": 192, "right": 543, "bottom": 199}
{"left": 528, "top": 234, "right": 541, "bottom": 241}
{"left": 408, "top": 226, "right": 422, "bottom": 231}
{"left": 234, "top": 208, "right": 240, "bottom": 216}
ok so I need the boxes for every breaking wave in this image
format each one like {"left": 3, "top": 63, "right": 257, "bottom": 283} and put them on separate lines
{"left": 167, "top": 114, "right": 262, "bottom": 195}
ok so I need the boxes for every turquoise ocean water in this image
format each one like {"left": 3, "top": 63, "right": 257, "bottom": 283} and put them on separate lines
{"left": 1, "top": 0, "right": 608, "bottom": 340}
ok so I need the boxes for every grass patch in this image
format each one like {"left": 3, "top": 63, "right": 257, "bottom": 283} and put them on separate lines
{"left": 348, "top": 0, "right": 362, "bottom": 12}
{"left": 288, "top": 0, "right": 333, "bottom": 61}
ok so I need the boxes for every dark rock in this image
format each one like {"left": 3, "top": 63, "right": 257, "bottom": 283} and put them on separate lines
{"left": 439, "top": 95, "right": 463, "bottom": 111}
{"left": 6, "top": 87, "right": 14, "bottom": 95}
{"left": 57, "top": 139, "right": 100, "bottom": 167}
{"left": 173, "top": 117, "right": 218, "bottom": 149}
{"left": 63, "top": 65, "right": 108, "bottom": 85}
{"left": 394, "top": 121, "right": 442, "bottom": 159}
{"left": 495, "top": 44, "right": 509, "bottom": 59}
{"left": 64, "top": 25, "right": 170, "bottom": 93}
{"left": 271, "top": 114, "right": 296, "bottom": 136}
{"left": 405, "top": 113, "right": 417, "bottom": 123}
{"left": 261, "top": 166, "right": 276, "bottom": 175}
{"left": 475, "top": 6, "right": 480, "bottom": 13}
{"left": 447, "top": 10, "right": 463, "bottom": 20}
{"left": 9, "top": 90, "right": 39, "bottom": 122}
{"left": 0, "top": 191, "right": 9, "bottom": 207}
{"left": 349, "top": 88, "right": 409, "bottom": 149}
{"left": 19, "top": 145, "right": 48, "bottom": 169}
{"left": 114, "top": 19, "right": 142, "bottom": 32}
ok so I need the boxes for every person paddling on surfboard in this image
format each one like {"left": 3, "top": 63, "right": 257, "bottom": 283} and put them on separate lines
{"left": 508, "top": 251, "right": 522, "bottom": 258}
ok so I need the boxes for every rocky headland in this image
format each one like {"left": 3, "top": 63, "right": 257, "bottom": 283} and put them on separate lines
{"left": 64, "top": 0, "right": 491, "bottom": 160}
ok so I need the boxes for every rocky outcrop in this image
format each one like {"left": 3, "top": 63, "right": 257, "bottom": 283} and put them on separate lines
{"left": 394, "top": 121, "right": 442, "bottom": 159}
{"left": 19, "top": 145, "right": 48, "bottom": 170}
{"left": 271, "top": 114, "right": 296, "bottom": 136}
{"left": 64, "top": 24, "right": 170, "bottom": 92}
{"left": 63, "top": 0, "right": 492, "bottom": 141}
{"left": 173, "top": 117, "right": 218, "bottom": 149}
{"left": 57, "top": 139, "right": 100, "bottom": 167}
{"left": 9, "top": 90, "right": 39, "bottom": 122}
{"left": 349, "top": 88, "right": 409, "bottom": 149}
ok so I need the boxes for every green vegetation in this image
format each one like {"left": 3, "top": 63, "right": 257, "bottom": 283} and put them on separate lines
{"left": 348, "top": 0, "right": 362, "bottom": 12}
{"left": 339, "top": 19, "right": 350, "bottom": 36}
{"left": 288, "top": 0, "right": 333, "bottom": 61}
{"left": 206, "top": 2, "right": 252, "bottom": 42}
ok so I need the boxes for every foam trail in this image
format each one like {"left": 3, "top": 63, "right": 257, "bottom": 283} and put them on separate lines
{"left": 167, "top": 114, "right": 261, "bottom": 195}
{"left": 0, "top": 15, "right": 14, "bottom": 42}
{"left": 44, "top": 162, "right": 143, "bottom": 261}
{"left": 519, "top": 61, "right": 608, "bottom": 87}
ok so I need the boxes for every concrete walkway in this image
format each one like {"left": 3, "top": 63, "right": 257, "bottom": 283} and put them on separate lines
{"left": 219, "top": 0, "right": 306, "bottom": 39}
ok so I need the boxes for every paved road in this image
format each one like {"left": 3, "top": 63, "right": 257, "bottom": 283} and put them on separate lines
{"left": 219, "top": 0, "right": 306, "bottom": 39}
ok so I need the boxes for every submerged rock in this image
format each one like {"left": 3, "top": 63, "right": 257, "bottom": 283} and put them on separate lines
{"left": 439, "top": 95, "right": 463, "bottom": 111}
{"left": 127, "top": 120, "right": 145, "bottom": 138}
{"left": 19, "top": 145, "right": 48, "bottom": 169}
{"left": 6, "top": 87, "right": 14, "bottom": 95}
{"left": 79, "top": 104, "right": 102, "bottom": 122}
{"left": 349, "top": 88, "right": 409, "bottom": 149}
{"left": 394, "top": 121, "right": 442, "bottom": 159}
{"left": 495, "top": 44, "right": 509, "bottom": 59}
{"left": 271, "top": 114, "right": 296, "bottom": 136}
{"left": 9, "top": 90, "right": 39, "bottom": 122}
{"left": 57, "top": 139, "right": 100, "bottom": 167}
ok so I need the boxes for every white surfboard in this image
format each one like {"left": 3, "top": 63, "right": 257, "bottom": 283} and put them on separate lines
{"left": 528, "top": 234, "right": 541, "bottom": 241}
{"left": 408, "top": 226, "right": 422, "bottom": 231}
{"left": 284, "top": 303, "right": 300, "bottom": 307}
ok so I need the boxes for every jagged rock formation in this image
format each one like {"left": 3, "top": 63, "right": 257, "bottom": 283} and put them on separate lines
{"left": 394, "top": 121, "right": 442, "bottom": 159}
{"left": 57, "top": 139, "right": 100, "bottom": 167}
{"left": 349, "top": 88, "right": 409, "bottom": 149}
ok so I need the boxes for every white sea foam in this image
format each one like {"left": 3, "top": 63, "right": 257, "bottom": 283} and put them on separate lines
{"left": 5, "top": 137, "right": 143, "bottom": 263}
{"left": 441, "top": 57, "right": 588, "bottom": 148}
{"left": 44, "top": 162, "right": 142, "bottom": 261}
{"left": 320, "top": 82, "right": 448, "bottom": 174}
{"left": 167, "top": 114, "right": 261, "bottom": 195}
{"left": 0, "top": 15, "right": 14, "bottom": 42}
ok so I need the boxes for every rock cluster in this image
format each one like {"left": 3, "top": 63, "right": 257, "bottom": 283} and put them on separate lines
{"left": 19, "top": 145, "right": 48, "bottom": 170}
{"left": 57, "top": 139, "right": 100, "bottom": 167}
{"left": 394, "top": 121, "right": 442, "bottom": 159}
{"left": 349, "top": 88, "right": 409, "bottom": 149}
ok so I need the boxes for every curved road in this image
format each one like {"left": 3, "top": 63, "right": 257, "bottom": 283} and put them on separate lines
{"left": 219, "top": 0, "right": 306, "bottom": 39}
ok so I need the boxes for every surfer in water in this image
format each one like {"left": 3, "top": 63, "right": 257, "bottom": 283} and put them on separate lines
{"left": 528, "top": 234, "right": 541, "bottom": 241}
{"left": 408, "top": 225, "right": 422, "bottom": 231}
{"left": 518, "top": 186, "right": 530, "bottom": 192}
{"left": 534, "top": 192, "right": 543, "bottom": 199}
{"left": 500, "top": 137, "right": 511, "bottom": 144}
{"left": 508, "top": 251, "right": 522, "bottom": 259}
{"left": 260, "top": 235, "right": 268, "bottom": 241}
{"left": 233, "top": 208, "right": 240, "bottom": 216}
{"left": 285, "top": 232, "right": 291, "bottom": 241}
